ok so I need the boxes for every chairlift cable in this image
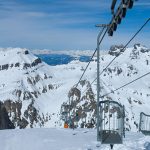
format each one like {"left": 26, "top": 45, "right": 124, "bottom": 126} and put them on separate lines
{"left": 75, "top": 49, "right": 97, "bottom": 88}
{"left": 67, "top": 28, "right": 108, "bottom": 127}
{"left": 99, "top": 18, "right": 150, "bottom": 76}
{"left": 100, "top": 71, "right": 150, "bottom": 98}
{"left": 82, "top": 18, "right": 150, "bottom": 95}
{"left": 67, "top": 47, "right": 97, "bottom": 127}
{"left": 75, "top": 27, "right": 107, "bottom": 88}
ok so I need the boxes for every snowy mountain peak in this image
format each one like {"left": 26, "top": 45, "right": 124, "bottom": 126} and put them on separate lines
{"left": 0, "top": 48, "right": 57, "bottom": 128}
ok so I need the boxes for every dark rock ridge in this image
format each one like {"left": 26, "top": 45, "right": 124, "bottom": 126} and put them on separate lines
{"left": 2, "top": 99, "right": 52, "bottom": 128}
{"left": 108, "top": 44, "right": 125, "bottom": 57}
{"left": 61, "top": 80, "right": 96, "bottom": 128}
{"left": 0, "top": 101, "right": 15, "bottom": 129}
{"left": 0, "top": 58, "right": 42, "bottom": 71}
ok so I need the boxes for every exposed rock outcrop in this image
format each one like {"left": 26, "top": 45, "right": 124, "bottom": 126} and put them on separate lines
{"left": 0, "top": 101, "right": 15, "bottom": 129}
{"left": 0, "top": 48, "right": 57, "bottom": 128}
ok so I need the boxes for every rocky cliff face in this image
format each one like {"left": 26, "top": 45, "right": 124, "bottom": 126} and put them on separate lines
{"left": 0, "top": 101, "right": 15, "bottom": 129}
{"left": 67, "top": 81, "right": 96, "bottom": 128}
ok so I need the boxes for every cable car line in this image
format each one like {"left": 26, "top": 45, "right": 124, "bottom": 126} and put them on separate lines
{"left": 99, "top": 18, "right": 150, "bottom": 76}
{"left": 75, "top": 48, "right": 97, "bottom": 88}
{"left": 100, "top": 71, "right": 150, "bottom": 98}
{"left": 81, "top": 18, "right": 150, "bottom": 95}
{"left": 62, "top": 2, "right": 149, "bottom": 148}
{"left": 76, "top": 19, "right": 150, "bottom": 133}
{"left": 75, "top": 27, "right": 108, "bottom": 88}
{"left": 64, "top": 27, "right": 108, "bottom": 129}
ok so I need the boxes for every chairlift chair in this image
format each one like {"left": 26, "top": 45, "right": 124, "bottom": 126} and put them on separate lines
{"left": 139, "top": 112, "right": 150, "bottom": 135}
{"left": 99, "top": 100, "right": 125, "bottom": 145}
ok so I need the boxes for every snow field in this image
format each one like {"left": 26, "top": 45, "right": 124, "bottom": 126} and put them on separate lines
{"left": 0, "top": 128, "right": 150, "bottom": 150}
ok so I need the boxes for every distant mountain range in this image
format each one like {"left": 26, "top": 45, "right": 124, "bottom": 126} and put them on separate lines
{"left": 32, "top": 49, "right": 108, "bottom": 56}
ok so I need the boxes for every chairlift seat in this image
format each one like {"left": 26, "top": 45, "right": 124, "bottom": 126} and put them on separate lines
{"left": 141, "top": 130, "right": 150, "bottom": 136}
{"left": 101, "top": 130, "right": 122, "bottom": 144}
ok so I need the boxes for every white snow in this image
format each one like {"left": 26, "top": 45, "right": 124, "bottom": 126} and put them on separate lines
{"left": 0, "top": 128, "right": 150, "bottom": 150}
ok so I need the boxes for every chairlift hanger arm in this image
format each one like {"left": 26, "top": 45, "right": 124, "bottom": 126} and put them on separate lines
{"left": 111, "top": 0, "right": 126, "bottom": 14}
{"left": 111, "top": 0, "right": 117, "bottom": 14}
{"left": 99, "top": 100, "right": 123, "bottom": 108}
{"left": 140, "top": 112, "right": 150, "bottom": 118}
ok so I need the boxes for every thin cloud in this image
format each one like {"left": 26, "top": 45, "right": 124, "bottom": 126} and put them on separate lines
{"left": 0, "top": 0, "right": 149, "bottom": 50}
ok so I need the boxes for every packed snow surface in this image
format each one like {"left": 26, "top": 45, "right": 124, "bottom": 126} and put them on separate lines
{"left": 0, "top": 128, "right": 150, "bottom": 150}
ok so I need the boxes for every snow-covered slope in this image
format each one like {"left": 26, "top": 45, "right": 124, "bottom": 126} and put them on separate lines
{"left": 0, "top": 48, "right": 63, "bottom": 128}
{"left": 0, "top": 44, "right": 150, "bottom": 131}
{"left": 0, "top": 128, "right": 150, "bottom": 150}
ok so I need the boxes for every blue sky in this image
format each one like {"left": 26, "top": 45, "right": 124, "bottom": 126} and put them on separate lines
{"left": 0, "top": 0, "right": 149, "bottom": 50}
